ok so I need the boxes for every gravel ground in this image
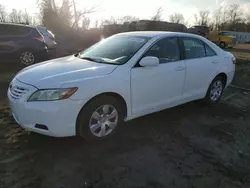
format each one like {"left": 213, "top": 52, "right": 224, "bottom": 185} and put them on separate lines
{"left": 0, "top": 89, "right": 250, "bottom": 187}
{"left": 0, "top": 61, "right": 250, "bottom": 188}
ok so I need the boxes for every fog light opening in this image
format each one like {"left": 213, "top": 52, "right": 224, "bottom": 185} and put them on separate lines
{"left": 35, "top": 124, "right": 49, "bottom": 130}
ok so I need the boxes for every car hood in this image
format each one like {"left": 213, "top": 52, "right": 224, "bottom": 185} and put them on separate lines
{"left": 16, "top": 55, "right": 118, "bottom": 88}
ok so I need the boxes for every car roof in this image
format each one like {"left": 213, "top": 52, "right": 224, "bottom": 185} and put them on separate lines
{"left": 116, "top": 31, "right": 204, "bottom": 39}
{"left": 0, "top": 22, "right": 35, "bottom": 28}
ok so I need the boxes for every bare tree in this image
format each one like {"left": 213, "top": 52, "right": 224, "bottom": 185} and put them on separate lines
{"left": 151, "top": 7, "right": 163, "bottom": 21}
{"left": 194, "top": 10, "right": 210, "bottom": 26}
{"left": 226, "top": 4, "right": 243, "bottom": 24}
{"left": 101, "top": 17, "right": 118, "bottom": 26}
{"left": 94, "top": 20, "right": 99, "bottom": 28}
{"left": 81, "top": 16, "right": 90, "bottom": 30}
{"left": 59, "top": 0, "right": 72, "bottom": 26}
{"left": 169, "top": 13, "right": 184, "bottom": 24}
{"left": 32, "top": 16, "right": 39, "bottom": 26}
{"left": 0, "top": 4, "right": 7, "bottom": 22}
{"left": 9, "top": 9, "right": 23, "bottom": 23}
{"left": 213, "top": 7, "right": 223, "bottom": 29}
{"left": 23, "top": 9, "right": 32, "bottom": 25}
{"left": 119, "top": 15, "right": 139, "bottom": 23}
{"left": 100, "top": 15, "right": 139, "bottom": 27}
{"left": 72, "top": 0, "right": 99, "bottom": 29}
{"left": 38, "top": 0, "right": 54, "bottom": 26}
{"left": 37, "top": 0, "right": 57, "bottom": 13}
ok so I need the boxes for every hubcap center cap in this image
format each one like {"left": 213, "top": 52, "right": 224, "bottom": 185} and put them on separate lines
{"left": 100, "top": 117, "right": 108, "bottom": 124}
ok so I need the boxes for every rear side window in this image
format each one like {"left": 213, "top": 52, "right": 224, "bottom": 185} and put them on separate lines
{"left": 205, "top": 44, "right": 216, "bottom": 56}
{"left": 182, "top": 37, "right": 206, "bottom": 59}
{"left": 0, "top": 24, "right": 31, "bottom": 36}
{"left": 37, "top": 27, "right": 49, "bottom": 36}
{"left": 143, "top": 37, "right": 180, "bottom": 64}
{"left": 30, "top": 28, "right": 43, "bottom": 38}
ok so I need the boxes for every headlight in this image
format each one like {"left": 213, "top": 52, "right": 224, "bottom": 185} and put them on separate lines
{"left": 28, "top": 87, "right": 78, "bottom": 101}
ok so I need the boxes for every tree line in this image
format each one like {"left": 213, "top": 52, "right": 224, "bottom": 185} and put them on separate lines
{"left": 0, "top": 4, "right": 37, "bottom": 25}
{"left": 1, "top": 1, "right": 250, "bottom": 33}
{"left": 156, "top": 5, "right": 250, "bottom": 32}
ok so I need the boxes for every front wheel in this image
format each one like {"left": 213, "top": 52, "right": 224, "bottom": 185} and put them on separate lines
{"left": 77, "top": 96, "right": 124, "bottom": 140}
{"left": 219, "top": 42, "right": 226, "bottom": 49}
{"left": 204, "top": 76, "right": 225, "bottom": 104}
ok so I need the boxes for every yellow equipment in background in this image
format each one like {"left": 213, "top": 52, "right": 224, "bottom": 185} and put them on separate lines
{"left": 208, "top": 30, "right": 236, "bottom": 48}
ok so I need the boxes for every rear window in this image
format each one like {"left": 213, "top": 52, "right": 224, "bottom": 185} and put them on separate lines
{"left": 0, "top": 24, "right": 31, "bottom": 36}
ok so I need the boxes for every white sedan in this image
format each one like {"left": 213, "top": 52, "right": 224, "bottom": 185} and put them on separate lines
{"left": 8, "top": 31, "right": 235, "bottom": 140}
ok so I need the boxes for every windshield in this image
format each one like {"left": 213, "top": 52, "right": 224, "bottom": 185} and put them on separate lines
{"left": 79, "top": 35, "right": 151, "bottom": 64}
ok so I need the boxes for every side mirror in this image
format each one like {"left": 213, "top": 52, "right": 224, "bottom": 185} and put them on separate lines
{"left": 139, "top": 56, "right": 159, "bottom": 67}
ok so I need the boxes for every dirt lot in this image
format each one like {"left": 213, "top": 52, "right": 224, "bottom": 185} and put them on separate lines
{"left": 1, "top": 54, "right": 250, "bottom": 188}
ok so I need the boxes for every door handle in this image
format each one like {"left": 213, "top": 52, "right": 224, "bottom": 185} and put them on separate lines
{"left": 175, "top": 66, "right": 186, "bottom": 71}
{"left": 212, "top": 61, "right": 219, "bottom": 64}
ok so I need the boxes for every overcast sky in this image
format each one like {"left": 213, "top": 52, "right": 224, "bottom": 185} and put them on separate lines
{"left": 0, "top": 0, "right": 250, "bottom": 25}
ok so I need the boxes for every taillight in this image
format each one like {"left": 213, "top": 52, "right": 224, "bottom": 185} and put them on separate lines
{"left": 33, "top": 36, "right": 44, "bottom": 42}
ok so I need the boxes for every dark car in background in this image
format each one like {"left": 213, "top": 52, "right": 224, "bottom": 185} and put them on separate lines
{"left": 0, "top": 23, "right": 49, "bottom": 65}
{"left": 188, "top": 25, "right": 210, "bottom": 38}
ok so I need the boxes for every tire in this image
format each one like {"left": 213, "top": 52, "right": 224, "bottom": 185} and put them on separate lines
{"left": 204, "top": 76, "right": 225, "bottom": 104}
{"left": 76, "top": 96, "right": 124, "bottom": 141}
{"left": 219, "top": 42, "right": 226, "bottom": 49}
{"left": 19, "top": 51, "right": 36, "bottom": 66}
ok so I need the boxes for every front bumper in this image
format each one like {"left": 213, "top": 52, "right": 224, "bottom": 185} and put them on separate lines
{"left": 7, "top": 79, "right": 84, "bottom": 137}
{"left": 226, "top": 71, "right": 235, "bottom": 87}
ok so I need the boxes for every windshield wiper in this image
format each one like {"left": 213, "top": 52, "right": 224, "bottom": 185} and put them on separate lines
{"left": 80, "top": 56, "right": 99, "bottom": 62}
{"left": 78, "top": 56, "right": 117, "bottom": 65}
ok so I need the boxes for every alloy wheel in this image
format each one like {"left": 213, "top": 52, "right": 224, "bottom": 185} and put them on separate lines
{"left": 89, "top": 104, "right": 119, "bottom": 137}
{"left": 210, "top": 80, "right": 223, "bottom": 101}
{"left": 20, "top": 52, "right": 35, "bottom": 65}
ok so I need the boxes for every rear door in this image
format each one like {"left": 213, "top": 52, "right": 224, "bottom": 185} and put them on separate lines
{"left": 181, "top": 37, "right": 219, "bottom": 101}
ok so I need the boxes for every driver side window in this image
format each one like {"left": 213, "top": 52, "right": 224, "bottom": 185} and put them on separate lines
{"left": 143, "top": 37, "right": 180, "bottom": 64}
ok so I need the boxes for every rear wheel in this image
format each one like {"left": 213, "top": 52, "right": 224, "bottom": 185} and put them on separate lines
{"left": 204, "top": 76, "right": 225, "bottom": 104}
{"left": 20, "top": 51, "right": 36, "bottom": 65}
{"left": 77, "top": 96, "right": 124, "bottom": 140}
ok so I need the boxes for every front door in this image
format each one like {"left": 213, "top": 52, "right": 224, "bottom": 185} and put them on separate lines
{"left": 131, "top": 37, "right": 186, "bottom": 116}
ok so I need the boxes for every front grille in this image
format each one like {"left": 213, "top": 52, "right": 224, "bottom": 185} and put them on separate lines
{"left": 9, "top": 84, "right": 29, "bottom": 100}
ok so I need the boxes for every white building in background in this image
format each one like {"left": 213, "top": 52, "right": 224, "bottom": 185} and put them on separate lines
{"left": 223, "top": 31, "right": 250, "bottom": 44}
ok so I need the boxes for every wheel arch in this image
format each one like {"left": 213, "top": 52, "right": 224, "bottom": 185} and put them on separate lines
{"left": 76, "top": 92, "right": 128, "bottom": 135}
{"left": 216, "top": 72, "right": 227, "bottom": 86}
{"left": 207, "top": 72, "right": 228, "bottom": 92}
